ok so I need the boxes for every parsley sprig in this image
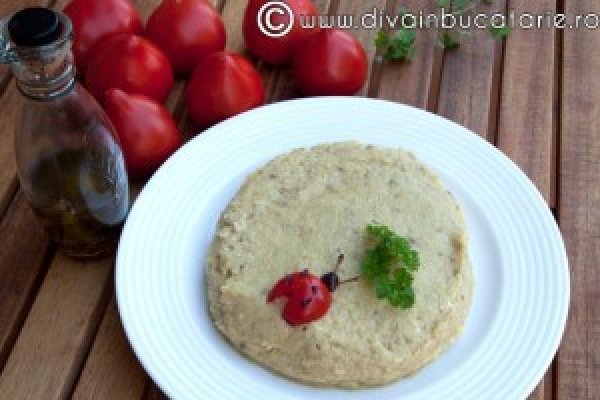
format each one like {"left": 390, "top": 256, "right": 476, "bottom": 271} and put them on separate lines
{"left": 375, "top": 1, "right": 511, "bottom": 60}
{"left": 435, "top": 0, "right": 509, "bottom": 48}
{"left": 374, "top": 7, "right": 417, "bottom": 61}
{"left": 488, "top": 25, "right": 512, "bottom": 39}
{"left": 361, "top": 224, "right": 420, "bottom": 308}
{"left": 374, "top": 29, "right": 417, "bottom": 61}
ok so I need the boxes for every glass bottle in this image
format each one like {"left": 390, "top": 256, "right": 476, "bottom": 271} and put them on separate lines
{"left": 0, "top": 7, "right": 130, "bottom": 259}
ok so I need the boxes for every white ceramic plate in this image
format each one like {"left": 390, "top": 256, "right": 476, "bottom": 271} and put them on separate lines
{"left": 116, "top": 97, "right": 569, "bottom": 400}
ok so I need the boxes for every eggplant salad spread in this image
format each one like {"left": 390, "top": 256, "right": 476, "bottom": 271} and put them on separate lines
{"left": 207, "top": 142, "right": 473, "bottom": 388}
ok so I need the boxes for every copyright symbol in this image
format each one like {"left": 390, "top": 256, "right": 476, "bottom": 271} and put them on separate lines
{"left": 257, "top": 1, "right": 294, "bottom": 38}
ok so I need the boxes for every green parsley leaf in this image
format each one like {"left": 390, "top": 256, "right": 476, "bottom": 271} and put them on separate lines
{"left": 374, "top": 30, "right": 390, "bottom": 50}
{"left": 439, "top": 28, "right": 472, "bottom": 48}
{"left": 379, "top": 1, "right": 502, "bottom": 61}
{"left": 437, "top": 31, "right": 461, "bottom": 49}
{"left": 374, "top": 4, "right": 418, "bottom": 61}
{"left": 360, "top": 223, "right": 420, "bottom": 309}
{"left": 488, "top": 25, "right": 512, "bottom": 39}
{"left": 375, "top": 28, "right": 417, "bottom": 61}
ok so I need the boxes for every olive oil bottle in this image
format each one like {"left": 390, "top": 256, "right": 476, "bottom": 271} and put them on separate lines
{"left": 1, "top": 7, "right": 130, "bottom": 259}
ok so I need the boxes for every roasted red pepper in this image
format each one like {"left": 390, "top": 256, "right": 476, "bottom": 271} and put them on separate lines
{"left": 267, "top": 269, "right": 332, "bottom": 326}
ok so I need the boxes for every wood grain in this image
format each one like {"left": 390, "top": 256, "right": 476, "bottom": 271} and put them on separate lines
{"left": 497, "top": 0, "right": 556, "bottom": 206}
{"left": 558, "top": 0, "right": 600, "bottom": 399}
{"left": 377, "top": 0, "right": 441, "bottom": 109}
{"left": 222, "top": 0, "right": 249, "bottom": 54}
{"left": 0, "top": 193, "right": 50, "bottom": 370}
{"left": 0, "top": 67, "right": 10, "bottom": 98}
{"left": 528, "top": 369, "right": 554, "bottom": 400}
{"left": 0, "top": 83, "right": 23, "bottom": 220}
{"left": 143, "top": 383, "right": 168, "bottom": 400}
{"left": 132, "top": 0, "right": 159, "bottom": 21}
{"left": 0, "top": 0, "right": 49, "bottom": 17}
{"left": 436, "top": 0, "right": 506, "bottom": 140}
{"left": 0, "top": 256, "right": 112, "bottom": 399}
{"left": 71, "top": 298, "right": 147, "bottom": 400}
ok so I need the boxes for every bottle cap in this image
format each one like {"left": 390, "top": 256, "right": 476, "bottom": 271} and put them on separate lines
{"left": 8, "top": 7, "right": 61, "bottom": 47}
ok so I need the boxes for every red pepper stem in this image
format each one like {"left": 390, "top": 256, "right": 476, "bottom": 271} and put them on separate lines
{"left": 334, "top": 253, "right": 344, "bottom": 272}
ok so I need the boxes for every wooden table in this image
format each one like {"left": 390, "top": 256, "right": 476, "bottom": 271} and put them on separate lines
{"left": 0, "top": 0, "right": 598, "bottom": 398}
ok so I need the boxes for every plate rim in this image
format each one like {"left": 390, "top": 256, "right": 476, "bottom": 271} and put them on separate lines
{"left": 116, "top": 96, "right": 570, "bottom": 400}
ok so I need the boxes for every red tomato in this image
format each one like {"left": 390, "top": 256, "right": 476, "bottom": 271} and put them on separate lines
{"left": 267, "top": 270, "right": 331, "bottom": 326}
{"left": 103, "top": 89, "right": 181, "bottom": 178}
{"left": 293, "top": 29, "right": 368, "bottom": 96}
{"left": 243, "top": 0, "right": 319, "bottom": 65}
{"left": 86, "top": 34, "right": 174, "bottom": 102}
{"left": 64, "top": 0, "right": 143, "bottom": 73}
{"left": 185, "top": 52, "right": 265, "bottom": 127}
{"left": 146, "top": 0, "right": 226, "bottom": 75}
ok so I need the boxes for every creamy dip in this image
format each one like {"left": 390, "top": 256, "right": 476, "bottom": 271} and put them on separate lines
{"left": 207, "top": 142, "right": 473, "bottom": 388}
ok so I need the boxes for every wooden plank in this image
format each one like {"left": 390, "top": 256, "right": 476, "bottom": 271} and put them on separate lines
{"left": 0, "top": 256, "right": 112, "bottom": 399}
{"left": 222, "top": 0, "right": 249, "bottom": 54}
{"left": 0, "top": 0, "right": 50, "bottom": 17}
{"left": 528, "top": 367, "right": 554, "bottom": 400}
{"left": 497, "top": 0, "right": 556, "bottom": 206}
{"left": 377, "top": 0, "right": 442, "bottom": 109}
{"left": 0, "top": 67, "right": 10, "bottom": 98}
{"left": 557, "top": 0, "right": 600, "bottom": 398}
{"left": 0, "top": 83, "right": 22, "bottom": 219}
{"left": 0, "top": 193, "right": 50, "bottom": 369}
{"left": 436, "top": 0, "right": 506, "bottom": 139}
{"left": 143, "top": 383, "right": 167, "bottom": 400}
{"left": 132, "top": 0, "right": 160, "bottom": 21}
{"left": 72, "top": 298, "right": 147, "bottom": 400}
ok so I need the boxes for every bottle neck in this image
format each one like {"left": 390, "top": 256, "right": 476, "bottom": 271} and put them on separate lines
{"left": 12, "top": 48, "right": 75, "bottom": 100}
{"left": 1, "top": 10, "right": 76, "bottom": 100}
